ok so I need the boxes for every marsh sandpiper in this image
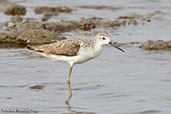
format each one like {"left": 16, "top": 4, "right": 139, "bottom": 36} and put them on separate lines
{"left": 27, "top": 31, "right": 124, "bottom": 96}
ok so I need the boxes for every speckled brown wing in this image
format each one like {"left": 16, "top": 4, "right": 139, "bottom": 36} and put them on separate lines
{"left": 27, "top": 38, "right": 81, "bottom": 56}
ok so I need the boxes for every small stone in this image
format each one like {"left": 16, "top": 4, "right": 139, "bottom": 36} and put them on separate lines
{"left": 56, "top": 6, "right": 72, "bottom": 13}
{"left": 29, "top": 85, "right": 44, "bottom": 90}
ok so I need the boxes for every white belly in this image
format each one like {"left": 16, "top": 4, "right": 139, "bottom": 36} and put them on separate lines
{"left": 40, "top": 47, "right": 102, "bottom": 65}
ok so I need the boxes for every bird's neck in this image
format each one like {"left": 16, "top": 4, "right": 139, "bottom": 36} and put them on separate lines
{"left": 93, "top": 40, "right": 103, "bottom": 56}
{"left": 94, "top": 39, "right": 104, "bottom": 48}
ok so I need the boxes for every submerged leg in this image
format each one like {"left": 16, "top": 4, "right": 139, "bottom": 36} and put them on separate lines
{"left": 65, "top": 83, "right": 72, "bottom": 110}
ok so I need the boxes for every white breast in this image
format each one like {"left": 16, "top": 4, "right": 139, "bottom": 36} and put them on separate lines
{"left": 74, "top": 44, "right": 102, "bottom": 64}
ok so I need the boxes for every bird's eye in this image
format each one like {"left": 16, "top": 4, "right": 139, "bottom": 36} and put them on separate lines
{"left": 102, "top": 37, "right": 106, "bottom": 40}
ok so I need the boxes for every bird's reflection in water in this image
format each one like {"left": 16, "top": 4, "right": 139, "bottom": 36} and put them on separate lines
{"left": 65, "top": 83, "right": 95, "bottom": 114}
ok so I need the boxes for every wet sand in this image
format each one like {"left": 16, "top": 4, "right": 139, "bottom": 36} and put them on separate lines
{"left": 0, "top": 0, "right": 171, "bottom": 114}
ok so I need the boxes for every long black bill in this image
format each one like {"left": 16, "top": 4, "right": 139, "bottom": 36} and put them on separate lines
{"left": 109, "top": 41, "right": 125, "bottom": 52}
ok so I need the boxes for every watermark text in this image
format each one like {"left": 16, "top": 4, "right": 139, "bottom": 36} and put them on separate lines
{"left": 1, "top": 108, "right": 31, "bottom": 113}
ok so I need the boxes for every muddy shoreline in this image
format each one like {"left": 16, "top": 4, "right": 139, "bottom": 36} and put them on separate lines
{"left": 0, "top": 1, "right": 170, "bottom": 50}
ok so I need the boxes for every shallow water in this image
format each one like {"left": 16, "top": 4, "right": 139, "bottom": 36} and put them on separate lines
{"left": 1, "top": 0, "right": 171, "bottom": 114}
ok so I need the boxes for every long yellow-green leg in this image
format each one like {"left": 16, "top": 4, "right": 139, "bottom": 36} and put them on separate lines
{"left": 67, "top": 66, "right": 73, "bottom": 85}
{"left": 67, "top": 65, "right": 73, "bottom": 97}
{"left": 67, "top": 82, "right": 72, "bottom": 97}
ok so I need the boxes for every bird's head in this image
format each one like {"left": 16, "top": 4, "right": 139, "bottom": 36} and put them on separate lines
{"left": 95, "top": 31, "right": 125, "bottom": 52}
{"left": 95, "top": 31, "right": 111, "bottom": 46}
